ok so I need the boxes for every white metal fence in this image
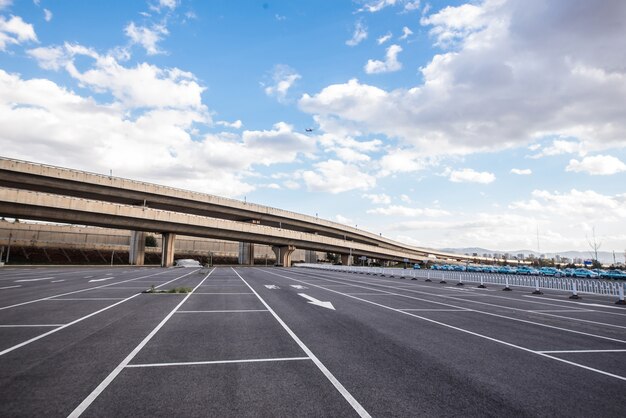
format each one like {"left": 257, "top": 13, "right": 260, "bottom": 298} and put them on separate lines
{"left": 295, "top": 263, "right": 626, "bottom": 303}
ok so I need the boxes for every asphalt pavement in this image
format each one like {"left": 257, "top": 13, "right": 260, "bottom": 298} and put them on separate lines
{"left": 0, "top": 265, "right": 624, "bottom": 417}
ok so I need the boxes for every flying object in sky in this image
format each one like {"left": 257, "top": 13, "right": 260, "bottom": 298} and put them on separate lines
{"left": 305, "top": 128, "right": 313, "bottom": 132}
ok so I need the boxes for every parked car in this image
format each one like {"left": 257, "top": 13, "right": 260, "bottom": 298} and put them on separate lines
{"left": 539, "top": 267, "right": 562, "bottom": 277}
{"left": 572, "top": 268, "right": 599, "bottom": 278}
{"left": 174, "top": 258, "right": 202, "bottom": 267}
{"left": 600, "top": 270, "right": 626, "bottom": 280}
{"left": 562, "top": 268, "right": 575, "bottom": 277}
{"left": 516, "top": 266, "right": 539, "bottom": 275}
{"left": 413, "top": 263, "right": 421, "bottom": 270}
{"left": 498, "top": 266, "right": 517, "bottom": 274}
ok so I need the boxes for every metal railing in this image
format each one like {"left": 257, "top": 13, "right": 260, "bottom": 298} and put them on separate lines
{"left": 295, "top": 264, "right": 626, "bottom": 303}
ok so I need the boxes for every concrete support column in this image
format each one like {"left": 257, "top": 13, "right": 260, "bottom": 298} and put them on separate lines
{"left": 129, "top": 230, "right": 146, "bottom": 266}
{"left": 341, "top": 254, "right": 353, "bottom": 266}
{"left": 238, "top": 242, "right": 255, "bottom": 265}
{"left": 161, "top": 232, "right": 176, "bottom": 267}
{"left": 304, "top": 250, "right": 317, "bottom": 263}
{"left": 272, "top": 245, "right": 296, "bottom": 267}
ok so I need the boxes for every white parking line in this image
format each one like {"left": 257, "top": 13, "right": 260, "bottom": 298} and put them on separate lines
{"left": 15, "top": 277, "right": 55, "bottom": 282}
{"left": 399, "top": 308, "right": 472, "bottom": 312}
{"left": 49, "top": 298, "right": 126, "bottom": 301}
{"left": 0, "top": 285, "right": 21, "bottom": 290}
{"left": 233, "top": 268, "right": 371, "bottom": 418}
{"left": 0, "top": 324, "right": 64, "bottom": 327}
{"left": 67, "top": 268, "right": 216, "bottom": 418}
{"left": 127, "top": 357, "right": 310, "bottom": 368}
{"left": 537, "top": 349, "right": 626, "bottom": 354}
{"left": 191, "top": 292, "right": 255, "bottom": 295}
{"left": 0, "top": 269, "right": 201, "bottom": 357}
{"left": 176, "top": 310, "right": 269, "bottom": 313}
{"left": 262, "top": 269, "right": 626, "bottom": 382}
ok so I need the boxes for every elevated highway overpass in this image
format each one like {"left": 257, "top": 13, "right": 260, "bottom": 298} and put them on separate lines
{"left": 0, "top": 157, "right": 476, "bottom": 267}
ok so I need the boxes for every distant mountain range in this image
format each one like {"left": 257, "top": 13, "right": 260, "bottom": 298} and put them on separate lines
{"left": 440, "top": 248, "right": 624, "bottom": 265}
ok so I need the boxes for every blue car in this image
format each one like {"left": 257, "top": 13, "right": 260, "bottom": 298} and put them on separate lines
{"left": 539, "top": 267, "right": 562, "bottom": 277}
{"left": 516, "top": 266, "right": 538, "bottom": 275}
{"left": 413, "top": 263, "right": 421, "bottom": 270}
{"left": 572, "top": 268, "right": 599, "bottom": 278}
{"left": 600, "top": 270, "right": 626, "bottom": 280}
{"left": 498, "top": 266, "right": 517, "bottom": 274}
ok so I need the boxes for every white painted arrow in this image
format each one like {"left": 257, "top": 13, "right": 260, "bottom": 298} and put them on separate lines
{"left": 298, "top": 293, "right": 335, "bottom": 310}
{"left": 264, "top": 285, "right": 280, "bottom": 289}
{"left": 290, "top": 285, "right": 307, "bottom": 290}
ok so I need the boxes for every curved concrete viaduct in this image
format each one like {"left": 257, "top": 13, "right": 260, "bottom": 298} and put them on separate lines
{"left": 0, "top": 157, "right": 476, "bottom": 266}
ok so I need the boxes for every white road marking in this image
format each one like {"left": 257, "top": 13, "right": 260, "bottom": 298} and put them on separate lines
{"left": 263, "top": 268, "right": 626, "bottom": 382}
{"left": 399, "top": 308, "right": 472, "bottom": 312}
{"left": 49, "top": 298, "right": 126, "bottom": 301}
{"left": 233, "top": 268, "right": 370, "bottom": 418}
{"left": 523, "top": 295, "right": 626, "bottom": 312}
{"left": 537, "top": 349, "right": 626, "bottom": 354}
{"left": 84, "top": 276, "right": 93, "bottom": 279}
{"left": 0, "top": 269, "right": 201, "bottom": 357}
{"left": 264, "top": 285, "right": 280, "bottom": 289}
{"left": 51, "top": 280, "right": 65, "bottom": 283}
{"left": 88, "top": 279, "right": 109, "bottom": 282}
{"left": 0, "top": 285, "right": 21, "bottom": 290}
{"left": 191, "top": 292, "right": 255, "bottom": 295}
{"left": 67, "top": 268, "right": 215, "bottom": 418}
{"left": 298, "top": 293, "right": 335, "bottom": 310}
{"left": 0, "top": 324, "right": 63, "bottom": 327}
{"left": 290, "top": 285, "right": 307, "bottom": 290}
{"left": 0, "top": 269, "right": 173, "bottom": 311}
{"left": 176, "top": 310, "right": 269, "bottom": 313}
{"left": 15, "top": 277, "right": 54, "bottom": 282}
{"left": 127, "top": 357, "right": 310, "bottom": 368}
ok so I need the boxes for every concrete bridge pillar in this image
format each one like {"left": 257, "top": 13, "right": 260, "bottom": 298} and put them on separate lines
{"left": 238, "top": 242, "right": 255, "bottom": 265}
{"left": 272, "top": 245, "right": 296, "bottom": 267}
{"left": 341, "top": 254, "right": 353, "bottom": 266}
{"left": 129, "top": 230, "right": 145, "bottom": 266}
{"left": 161, "top": 232, "right": 176, "bottom": 267}
{"left": 304, "top": 250, "right": 317, "bottom": 263}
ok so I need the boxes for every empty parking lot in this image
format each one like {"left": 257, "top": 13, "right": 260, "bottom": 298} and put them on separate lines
{"left": 0, "top": 265, "right": 624, "bottom": 417}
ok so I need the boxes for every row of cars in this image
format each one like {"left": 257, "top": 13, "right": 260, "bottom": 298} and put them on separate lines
{"left": 429, "top": 264, "right": 626, "bottom": 279}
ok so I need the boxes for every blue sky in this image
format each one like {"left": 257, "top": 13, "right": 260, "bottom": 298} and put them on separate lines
{"left": 1, "top": 0, "right": 625, "bottom": 254}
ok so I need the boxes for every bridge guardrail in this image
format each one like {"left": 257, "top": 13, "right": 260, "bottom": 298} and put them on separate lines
{"left": 294, "top": 264, "right": 626, "bottom": 304}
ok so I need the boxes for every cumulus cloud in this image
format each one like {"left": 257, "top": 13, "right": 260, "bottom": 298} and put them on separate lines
{"left": 357, "top": 0, "right": 398, "bottom": 13}
{"left": 377, "top": 32, "right": 392, "bottom": 45}
{"left": 346, "top": 21, "right": 367, "bottom": 46}
{"left": 510, "top": 189, "right": 626, "bottom": 220}
{"left": 0, "top": 15, "right": 37, "bottom": 50}
{"left": 150, "top": 0, "right": 178, "bottom": 13}
{"left": 125, "top": 22, "right": 168, "bottom": 55}
{"left": 216, "top": 119, "right": 243, "bottom": 129}
{"left": 367, "top": 205, "right": 450, "bottom": 217}
{"left": 264, "top": 64, "right": 301, "bottom": 103}
{"left": 404, "top": 1, "right": 421, "bottom": 12}
{"left": 566, "top": 155, "right": 626, "bottom": 175}
{"left": 301, "top": 1, "right": 626, "bottom": 159}
{"left": 43, "top": 9, "right": 52, "bottom": 22}
{"left": 302, "top": 160, "right": 376, "bottom": 194}
{"left": 28, "top": 43, "right": 205, "bottom": 110}
{"left": 362, "top": 193, "right": 392, "bottom": 205}
{"left": 448, "top": 168, "right": 495, "bottom": 184}
{"left": 364, "top": 44, "right": 402, "bottom": 74}
{"left": 510, "top": 168, "right": 532, "bottom": 175}
{"left": 399, "top": 26, "right": 413, "bottom": 40}
{"left": 0, "top": 1, "right": 12, "bottom": 10}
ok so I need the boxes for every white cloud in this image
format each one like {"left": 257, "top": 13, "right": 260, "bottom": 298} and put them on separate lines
{"left": 216, "top": 119, "right": 243, "bottom": 129}
{"left": 43, "top": 9, "right": 52, "bottom": 22}
{"left": 362, "top": 193, "right": 391, "bottom": 205}
{"left": 0, "top": 0, "right": 12, "bottom": 10}
{"left": 302, "top": 160, "right": 376, "bottom": 194}
{"left": 364, "top": 44, "right": 402, "bottom": 74}
{"left": 448, "top": 168, "right": 495, "bottom": 184}
{"left": 301, "top": 1, "right": 626, "bottom": 159}
{"left": 399, "top": 26, "right": 413, "bottom": 40}
{"left": 404, "top": 1, "right": 421, "bottom": 12}
{"left": 125, "top": 22, "right": 168, "bottom": 55}
{"left": 566, "top": 155, "right": 626, "bottom": 175}
{"left": 335, "top": 214, "right": 354, "bottom": 225}
{"left": 264, "top": 64, "right": 301, "bottom": 103}
{"left": 150, "top": 0, "right": 178, "bottom": 13}
{"left": 400, "top": 194, "right": 412, "bottom": 203}
{"left": 377, "top": 32, "right": 392, "bottom": 45}
{"left": 357, "top": 0, "right": 398, "bottom": 13}
{"left": 531, "top": 140, "right": 586, "bottom": 158}
{"left": 0, "top": 15, "right": 37, "bottom": 51}
{"left": 367, "top": 205, "right": 449, "bottom": 217}
{"left": 346, "top": 21, "right": 367, "bottom": 46}
{"left": 510, "top": 168, "right": 532, "bottom": 175}
{"left": 510, "top": 189, "right": 626, "bottom": 220}
{"left": 29, "top": 44, "right": 205, "bottom": 110}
